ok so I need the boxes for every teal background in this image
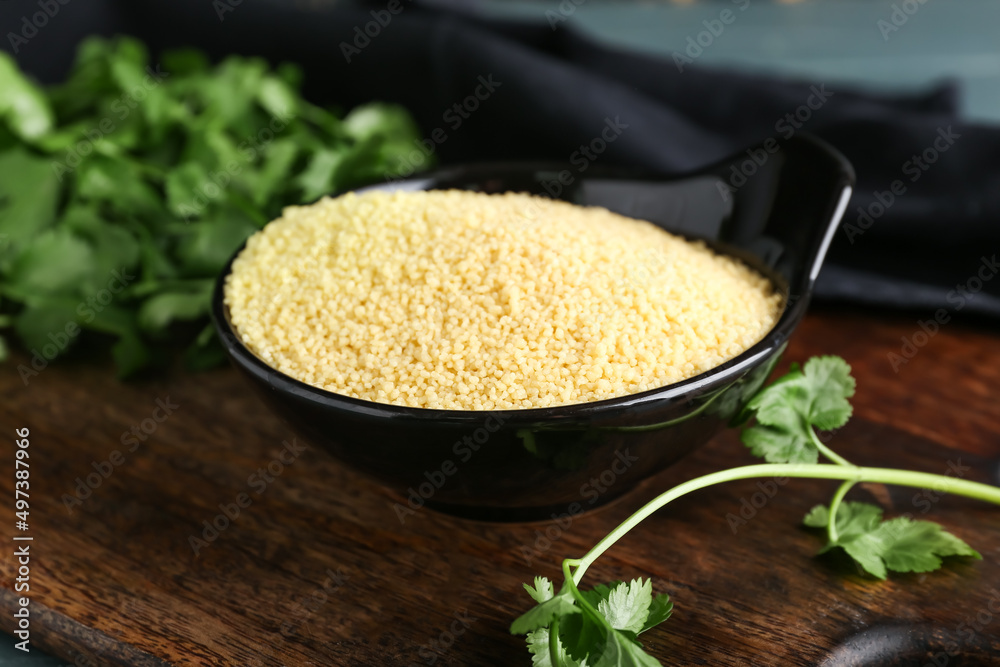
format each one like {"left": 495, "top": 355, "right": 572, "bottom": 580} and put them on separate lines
{"left": 487, "top": 0, "right": 1000, "bottom": 123}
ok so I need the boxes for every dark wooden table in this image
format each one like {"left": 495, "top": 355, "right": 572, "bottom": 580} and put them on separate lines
{"left": 2, "top": 307, "right": 999, "bottom": 666}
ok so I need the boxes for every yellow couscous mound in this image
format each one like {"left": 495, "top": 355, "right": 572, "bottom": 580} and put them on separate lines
{"left": 224, "top": 190, "right": 782, "bottom": 410}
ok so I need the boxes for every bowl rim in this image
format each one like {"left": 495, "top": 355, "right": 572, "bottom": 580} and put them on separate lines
{"left": 211, "top": 136, "right": 854, "bottom": 425}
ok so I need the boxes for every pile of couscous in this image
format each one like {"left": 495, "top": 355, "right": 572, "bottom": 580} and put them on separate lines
{"left": 224, "top": 190, "right": 782, "bottom": 410}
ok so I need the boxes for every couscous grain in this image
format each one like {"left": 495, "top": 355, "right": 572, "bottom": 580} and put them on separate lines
{"left": 224, "top": 190, "right": 782, "bottom": 410}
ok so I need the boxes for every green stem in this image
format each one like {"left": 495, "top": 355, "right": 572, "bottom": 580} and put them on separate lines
{"left": 826, "top": 480, "right": 856, "bottom": 543}
{"left": 809, "top": 428, "right": 853, "bottom": 467}
{"left": 548, "top": 616, "right": 560, "bottom": 665}
{"left": 570, "top": 463, "right": 1000, "bottom": 586}
{"left": 563, "top": 558, "right": 602, "bottom": 618}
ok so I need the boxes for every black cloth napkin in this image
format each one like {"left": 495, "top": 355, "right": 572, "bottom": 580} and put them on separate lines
{"left": 5, "top": 0, "right": 999, "bottom": 318}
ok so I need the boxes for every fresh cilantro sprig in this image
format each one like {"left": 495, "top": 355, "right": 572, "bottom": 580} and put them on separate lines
{"left": 512, "top": 356, "right": 1000, "bottom": 666}
{"left": 802, "top": 502, "right": 980, "bottom": 579}
{"left": 514, "top": 573, "right": 671, "bottom": 667}
{"left": 741, "top": 357, "right": 980, "bottom": 579}
{"left": 0, "top": 38, "right": 424, "bottom": 374}
{"left": 740, "top": 356, "right": 855, "bottom": 465}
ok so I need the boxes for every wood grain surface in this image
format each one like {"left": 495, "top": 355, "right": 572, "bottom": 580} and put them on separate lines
{"left": 1, "top": 306, "right": 999, "bottom": 666}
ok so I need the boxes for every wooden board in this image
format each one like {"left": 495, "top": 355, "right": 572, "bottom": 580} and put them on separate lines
{"left": 2, "top": 307, "right": 1000, "bottom": 666}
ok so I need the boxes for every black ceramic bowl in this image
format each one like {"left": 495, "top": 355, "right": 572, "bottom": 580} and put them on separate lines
{"left": 211, "top": 134, "right": 854, "bottom": 521}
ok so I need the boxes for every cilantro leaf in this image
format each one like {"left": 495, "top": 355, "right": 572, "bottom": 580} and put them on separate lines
{"left": 343, "top": 103, "right": 420, "bottom": 144}
{"left": 165, "top": 162, "right": 211, "bottom": 218}
{"left": 597, "top": 579, "right": 652, "bottom": 635}
{"left": 804, "top": 501, "right": 883, "bottom": 553}
{"left": 741, "top": 356, "right": 855, "bottom": 463}
{"left": 60, "top": 206, "right": 141, "bottom": 292}
{"left": 0, "top": 52, "right": 54, "bottom": 141}
{"left": 638, "top": 594, "right": 672, "bottom": 634}
{"left": 106, "top": 38, "right": 150, "bottom": 93}
{"left": 805, "top": 501, "right": 981, "bottom": 579}
{"left": 874, "top": 518, "right": 981, "bottom": 573}
{"left": 296, "top": 147, "right": 343, "bottom": 202}
{"left": 525, "top": 577, "right": 557, "bottom": 604}
{"left": 578, "top": 581, "right": 620, "bottom": 610}
{"left": 0, "top": 148, "right": 60, "bottom": 246}
{"left": 173, "top": 214, "right": 257, "bottom": 276}
{"left": 12, "top": 295, "right": 84, "bottom": 354}
{"left": 250, "top": 138, "right": 299, "bottom": 208}
{"left": 802, "top": 504, "right": 828, "bottom": 528}
{"left": 592, "top": 630, "right": 662, "bottom": 667}
{"left": 756, "top": 356, "right": 855, "bottom": 429}
{"left": 742, "top": 423, "right": 818, "bottom": 465}
{"left": 137, "top": 284, "right": 213, "bottom": 332}
{"left": 803, "top": 357, "right": 855, "bottom": 428}
{"left": 75, "top": 156, "right": 163, "bottom": 215}
{"left": 256, "top": 75, "right": 298, "bottom": 121}
{"left": 527, "top": 627, "right": 587, "bottom": 667}
{"left": 6, "top": 228, "right": 94, "bottom": 297}
{"left": 511, "top": 588, "right": 581, "bottom": 635}
{"left": 840, "top": 516, "right": 980, "bottom": 579}
{"left": 560, "top": 607, "right": 610, "bottom": 663}
{"left": 516, "top": 577, "right": 671, "bottom": 667}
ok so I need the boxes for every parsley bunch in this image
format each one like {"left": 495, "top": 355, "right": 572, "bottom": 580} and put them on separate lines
{"left": 0, "top": 37, "right": 423, "bottom": 375}
{"left": 512, "top": 356, "right": 1000, "bottom": 666}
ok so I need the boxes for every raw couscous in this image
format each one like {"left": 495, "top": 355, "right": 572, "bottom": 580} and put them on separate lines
{"left": 224, "top": 190, "right": 782, "bottom": 410}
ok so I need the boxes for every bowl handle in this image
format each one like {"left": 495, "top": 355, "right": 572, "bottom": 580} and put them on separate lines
{"left": 703, "top": 133, "right": 855, "bottom": 297}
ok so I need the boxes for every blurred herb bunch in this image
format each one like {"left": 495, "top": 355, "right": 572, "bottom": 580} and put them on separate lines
{"left": 0, "top": 36, "right": 424, "bottom": 376}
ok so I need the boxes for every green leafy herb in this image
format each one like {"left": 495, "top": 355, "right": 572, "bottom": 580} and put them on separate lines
{"left": 741, "top": 356, "right": 854, "bottom": 464}
{"left": 0, "top": 148, "right": 60, "bottom": 248}
{"left": 803, "top": 501, "right": 980, "bottom": 579}
{"left": 511, "top": 584, "right": 580, "bottom": 636}
{"left": 598, "top": 578, "right": 653, "bottom": 635}
{"left": 515, "top": 574, "right": 670, "bottom": 667}
{"left": 513, "top": 356, "right": 999, "bottom": 666}
{"left": 0, "top": 52, "right": 54, "bottom": 141}
{"left": 0, "top": 36, "right": 425, "bottom": 374}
